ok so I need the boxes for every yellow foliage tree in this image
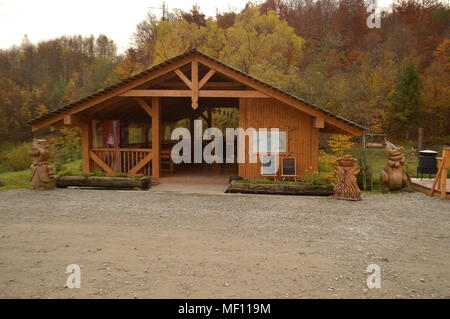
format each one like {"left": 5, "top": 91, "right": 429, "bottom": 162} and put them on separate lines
{"left": 319, "top": 134, "right": 355, "bottom": 172}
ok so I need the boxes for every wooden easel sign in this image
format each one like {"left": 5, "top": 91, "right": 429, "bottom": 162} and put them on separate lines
{"left": 428, "top": 148, "right": 450, "bottom": 199}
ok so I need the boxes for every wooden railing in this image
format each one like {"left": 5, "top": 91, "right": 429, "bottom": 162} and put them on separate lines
{"left": 90, "top": 148, "right": 152, "bottom": 176}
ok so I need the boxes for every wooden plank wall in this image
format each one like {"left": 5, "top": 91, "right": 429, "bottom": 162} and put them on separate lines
{"left": 238, "top": 98, "right": 319, "bottom": 179}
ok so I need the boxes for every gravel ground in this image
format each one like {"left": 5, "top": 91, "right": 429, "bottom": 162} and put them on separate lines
{"left": 0, "top": 188, "right": 449, "bottom": 299}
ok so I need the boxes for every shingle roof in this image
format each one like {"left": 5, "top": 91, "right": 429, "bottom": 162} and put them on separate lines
{"left": 29, "top": 48, "right": 365, "bottom": 131}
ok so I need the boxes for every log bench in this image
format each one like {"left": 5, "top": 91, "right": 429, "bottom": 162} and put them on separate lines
{"left": 55, "top": 176, "right": 151, "bottom": 190}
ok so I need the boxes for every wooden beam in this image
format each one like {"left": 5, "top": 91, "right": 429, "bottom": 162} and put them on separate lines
{"left": 313, "top": 117, "right": 325, "bottom": 129}
{"left": 152, "top": 97, "right": 161, "bottom": 183}
{"left": 160, "top": 81, "right": 242, "bottom": 88}
{"left": 199, "top": 90, "right": 268, "bottom": 98}
{"left": 81, "top": 120, "right": 92, "bottom": 173}
{"left": 135, "top": 97, "right": 153, "bottom": 117}
{"left": 62, "top": 114, "right": 89, "bottom": 127}
{"left": 89, "top": 151, "right": 115, "bottom": 175}
{"left": 127, "top": 152, "right": 153, "bottom": 176}
{"left": 198, "top": 69, "right": 216, "bottom": 89}
{"left": 192, "top": 60, "right": 199, "bottom": 109}
{"left": 120, "top": 90, "right": 192, "bottom": 97}
{"left": 174, "top": 69, "right": 193, "bottom": 89}
{"left": 64, "top": 115, "right": 73, "bottom": 125}
{"left": 31, "top": 57, "right": 192, "bottom": 131}
{"left": 120, "top": 89, "right": 268, "bottom": 98}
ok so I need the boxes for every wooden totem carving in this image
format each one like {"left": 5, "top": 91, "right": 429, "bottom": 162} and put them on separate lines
{"left": 333, "top": 156, "right": 362, "bottom": 201}
{"left": 380, "top": 141, "right": 411, "bottom": 191}
{"left": 30, "top": 139, "right": 55, "bottom": 190}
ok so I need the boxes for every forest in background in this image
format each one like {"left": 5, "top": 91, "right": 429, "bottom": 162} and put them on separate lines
{"left": 0, "top": 0, "right": 449, "bottom": 147}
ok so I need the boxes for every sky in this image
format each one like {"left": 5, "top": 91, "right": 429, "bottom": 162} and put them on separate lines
{"left": 0, "top": 0, "right": 396, "bottom": 53}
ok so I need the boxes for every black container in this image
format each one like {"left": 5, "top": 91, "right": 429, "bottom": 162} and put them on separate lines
{"left": 417, "top": 150, "right": 438, "bottom": 178}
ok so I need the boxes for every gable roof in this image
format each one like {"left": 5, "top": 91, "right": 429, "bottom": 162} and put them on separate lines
{"left": 29, "top": 49, "right": 365, "bottom": 134}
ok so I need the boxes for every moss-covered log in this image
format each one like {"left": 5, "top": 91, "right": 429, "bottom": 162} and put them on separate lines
{"left": 55, "top": 176, "right": 150, "bottom": 190}
{"left": 226, "top": 181, "right": 332, "bottom": 196}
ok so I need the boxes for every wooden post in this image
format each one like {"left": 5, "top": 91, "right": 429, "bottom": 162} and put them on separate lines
{"left": 418, "top": 127, "right": 424, "bottom": 151}
{"left": 151, "top": 97, "right": 161, "bottom": 183}
{"left": 428, "top": 148, "right": 449, "bottom": 199}
{"left": 189, "top": 116, "right": 195, "bottom": 163}
{"left": 81, "top": 120, "right": 92, "bottom": 173}
{"left": 191, "top": 60, "right": 198, "bottom": 109}
{"left": 207, "top": 108, "right": 212, "bottom": 128}
{"left": 361, "top": 132, "right": 367, "bottom": 190}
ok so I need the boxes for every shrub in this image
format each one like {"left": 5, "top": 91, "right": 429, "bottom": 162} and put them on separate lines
{"left": 90, "top": 170, "right": 106, "bottom": 177}
{"left": 319, "top": 149, "right": 336, "bottom": 173}
{"left": 328, "top": 134, "right": 355, "bottom": 157}
{"left": 47, "top": 127, "right": 81, "bottom": 164}
{"left": 0, "top": 179, "right": 4, "bottom": 187}
{"left": 319, "top": 134, "right": 356, "bottom": 174}
{"left": 301, "top": 168, "right": 332, "bottom": 186}
{"left": 352, "top": 149, "right": 374, "bottom": 190}
{"left": 3, "top": 142, "right": 32, "bottom": 171}
{"left": 237, "top": 179, "right": 303, "bottom": 185}
{"left": 57, "top": 170, "right": 73, "bottom": 176}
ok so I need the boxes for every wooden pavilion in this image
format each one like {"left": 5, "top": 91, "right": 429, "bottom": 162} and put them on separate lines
{"left": 29, "top": 49, "right": 365, "bottom": 184}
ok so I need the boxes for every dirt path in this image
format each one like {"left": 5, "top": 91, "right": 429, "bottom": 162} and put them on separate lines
{"left": 0, "top": 188, "right": 449, "bottom": 298}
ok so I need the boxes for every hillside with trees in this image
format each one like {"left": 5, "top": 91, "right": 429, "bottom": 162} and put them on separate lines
{"left": 0, "top": 0, "right": 448, "bottom": 152}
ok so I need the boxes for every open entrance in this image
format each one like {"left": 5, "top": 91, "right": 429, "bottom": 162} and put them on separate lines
{"left": 159, "top": 97, "right": 239, "bottom": 183}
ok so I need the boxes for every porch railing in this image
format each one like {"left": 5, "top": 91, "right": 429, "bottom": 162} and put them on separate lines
{"left": 90, "top": 148, "right": 152, "bottom": 176}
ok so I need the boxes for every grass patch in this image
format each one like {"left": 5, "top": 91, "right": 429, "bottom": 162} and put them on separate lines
{"left": 0, "top": 159, "right": 82, "bottom": 191}
{"left": 0, "top": 170, "right": 30, "bottom": 190}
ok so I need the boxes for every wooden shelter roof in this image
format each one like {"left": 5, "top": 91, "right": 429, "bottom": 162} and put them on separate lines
{"left": 29, "top": 49, "right": 365, "bottom": 135}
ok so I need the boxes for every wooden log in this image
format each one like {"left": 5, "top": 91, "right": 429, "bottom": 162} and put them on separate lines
{"left": 226, "top": 181, "right": 333, "bottom": 196}
{"left": 55, "top": 176, "right": 151, "bottom": 190}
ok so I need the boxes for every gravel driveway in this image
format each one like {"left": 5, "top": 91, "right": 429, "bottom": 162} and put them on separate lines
{"left": 0, "top": 188, "right": 449, "bottom": 298}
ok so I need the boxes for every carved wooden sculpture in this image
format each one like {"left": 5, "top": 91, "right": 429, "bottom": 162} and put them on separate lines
{"left": 333, "top": 156, "right": 362, "bottom": 201}
{"left": 380, "top": 141, "right": 411, "bottom": 191}
{"left": 30, "top": 139, "right": 55, "bottom": 190}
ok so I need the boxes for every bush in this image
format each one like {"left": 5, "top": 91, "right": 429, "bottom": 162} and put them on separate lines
{"left": 3, "top": 142, "right": 32, "bottom": 171}
{"left": 48, "top": 127, "right": 81, "bottom": 164}
{"left": 90, "top": 170, "right": 106, "bottom": 177}
{"left": 319, "top": 149, "right": 336, "bottom": 173}
{"left": 57, "top": 170, "right": 73, "bottom": 176}
{"left": 301, "top": 169, "right": 333, "bottom": 186}
{"left": 0, "top": 178, "right": 4, "bottom": 187}
{"left": 352, "top": 149, "right": 374, "bottom": 190}
{"left": 237, "top": 178, "right": 303, "bottom": 185}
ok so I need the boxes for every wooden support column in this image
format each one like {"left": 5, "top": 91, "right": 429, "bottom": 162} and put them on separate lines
{"left": 189, "top": 116, "right": 195, "bottom": 163}
{"left": 151, "top": 97, "right": 161, "bottom": 183}
{"left": 81, "top": 120, "right": 92, "bottom": 173}
{"left": 207, "top": 108, "right": 212, "bottom": 128}
{"left": 191, "top": 60, "right": 199, "bottom": 109}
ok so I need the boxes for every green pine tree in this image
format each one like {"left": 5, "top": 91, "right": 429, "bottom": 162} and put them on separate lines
{"left": 392, "top": 61, "right": 422, "bottom": 139}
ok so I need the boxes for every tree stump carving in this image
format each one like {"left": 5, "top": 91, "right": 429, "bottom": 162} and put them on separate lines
{"left": 333, "top": 156, "right": 361, "bottom": 201}
{"left": 380, "top": 141, "right": 411, "bottom": 191}
{"left": 30, "top": 139, "right": 55, "bottom": 190}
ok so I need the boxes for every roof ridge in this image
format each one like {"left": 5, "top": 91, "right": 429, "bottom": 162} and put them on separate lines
{"left": 28, "top": 48, "right": 366, "bottom": 131}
